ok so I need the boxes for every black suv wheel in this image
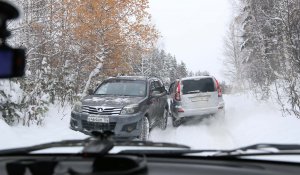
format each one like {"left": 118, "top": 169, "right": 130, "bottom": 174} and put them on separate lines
{"left": 139, "top": 116, "right": 150, "bottom": 141}
{"left": 160, "top": 108, "right": 168, "bottom": 130}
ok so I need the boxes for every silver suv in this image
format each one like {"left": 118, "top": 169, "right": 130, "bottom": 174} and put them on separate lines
{"left": 168, "top": 76, "right": 225, "bottom": 127}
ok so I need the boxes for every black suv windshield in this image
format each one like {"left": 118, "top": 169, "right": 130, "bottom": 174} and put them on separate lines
{"left": 95, "top": 80, "right": 147, "bottom": 97}
{"left": 182, "top": 78, "right": 215, "bottom": 94}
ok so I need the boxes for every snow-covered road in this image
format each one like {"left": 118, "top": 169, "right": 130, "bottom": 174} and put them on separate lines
{"left": 151, "top": 94, "right": 300, "bottom": 149}
{"left": 1, "top": 93, "right": 300, "bottom": 150}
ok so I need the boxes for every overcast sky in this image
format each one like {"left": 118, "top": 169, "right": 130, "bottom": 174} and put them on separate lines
{"left": 149, "top": 0, "right": 232, "bottom": 80}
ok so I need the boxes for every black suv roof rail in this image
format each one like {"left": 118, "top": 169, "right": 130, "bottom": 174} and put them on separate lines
{"left": 116, "top": 74, "right": 161, "bottom": 79}
{"left": 107, "top": 75, "right": 148, "bottom": 81}
{"left": 106, "top": 75, "right": 164, "bottom": 83}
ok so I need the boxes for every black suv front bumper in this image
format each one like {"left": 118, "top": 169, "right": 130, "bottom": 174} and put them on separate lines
{"left": 70, "top": 111, "right": 144, "bottom": 138}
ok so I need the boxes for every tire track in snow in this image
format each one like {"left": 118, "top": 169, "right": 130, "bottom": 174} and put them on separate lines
{"left": 149, "top": 115, "right": 236, "bottom": 149}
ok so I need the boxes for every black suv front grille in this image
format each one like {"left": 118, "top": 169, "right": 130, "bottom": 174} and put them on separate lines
{"left": 82, "top": 106, "right": 121, "bottom": 115}
{"left": 82, "top": 120, "right": 116, "bottom": 131}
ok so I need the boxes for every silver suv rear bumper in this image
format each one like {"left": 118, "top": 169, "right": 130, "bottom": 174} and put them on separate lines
{"left": 172, "top": 106, "right": 218, "bottom": 119}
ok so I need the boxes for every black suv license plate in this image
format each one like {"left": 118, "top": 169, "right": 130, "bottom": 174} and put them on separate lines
{"left": 87, "top": 115, "right": 109, "bottom": 123}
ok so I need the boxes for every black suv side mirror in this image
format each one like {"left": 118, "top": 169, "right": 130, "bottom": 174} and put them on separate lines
{"left": 87, "top": 89, "right": 94, "bottom": 95}
{"left": 151, "top": 90, "right": 161, "bottom": 97}
{"left": 164, "top": 86, "right": 169, "bottom": 95}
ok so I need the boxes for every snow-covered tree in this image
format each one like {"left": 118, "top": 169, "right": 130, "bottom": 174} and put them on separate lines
{"left": 1, "top": 0, "right": 159, "bottom": 125}
{"left": 225, "top": 0, "right": 300, "bottom": 117}
{"left": 132, "top": 48, "right": 189, "bottom": 86}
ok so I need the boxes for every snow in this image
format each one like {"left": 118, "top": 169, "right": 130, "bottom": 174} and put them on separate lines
{"left": 0, "top": 80, "right": 23, "bottom": 103}
{"left": 0, "top": 93, "right": 300, "bottom": 151}
{"left": 0, "top": 104, "right": 87, "bottom": 150}
{"left": 150, "top": 93, "right": 300, "bottom": 149}
{"left": 112, "top": 98, "right": 131, "bottom": 103}
{"left": 84, "top": 97, "right": 130, "bottom": 103}
{"left": 0, "top": 119, "right": 20, "bottom": 149}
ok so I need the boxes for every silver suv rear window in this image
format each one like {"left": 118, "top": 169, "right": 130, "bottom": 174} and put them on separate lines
{"left": 182, "top": 78, "right": 215, "bottom": 94}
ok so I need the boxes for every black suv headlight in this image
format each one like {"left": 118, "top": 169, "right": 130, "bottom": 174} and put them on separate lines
{"left": 72, "top": 102, "right": 82, "bottom": 113}
{"left": 120, "top": 104, "right": 139, "bottom": 115}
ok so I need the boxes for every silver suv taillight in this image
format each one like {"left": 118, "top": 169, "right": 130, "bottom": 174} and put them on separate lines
{"left": 175, "top": 81, "right": 181, "bottom": 101}
{"left": 215, "top": 79, "right": 222, "bottom": 97}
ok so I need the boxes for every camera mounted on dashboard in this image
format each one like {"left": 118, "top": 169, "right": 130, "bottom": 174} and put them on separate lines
{"left": 0, "top": 0, "right": 25, "bottom": 78}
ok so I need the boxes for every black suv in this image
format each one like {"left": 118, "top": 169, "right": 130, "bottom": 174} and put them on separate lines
{"left": 70, "top": 76, "right": 169, "bottom": 140}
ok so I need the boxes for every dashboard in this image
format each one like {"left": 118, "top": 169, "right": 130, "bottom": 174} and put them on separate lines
{"left": 1, "top": 154, "right": 300, "bottom": 175}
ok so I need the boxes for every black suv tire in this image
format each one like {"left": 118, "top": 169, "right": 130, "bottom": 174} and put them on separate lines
{"left": 139, "top": 116, "right": 150, "bottom": 141}
{"left": 159, "top": 108, "right": 168, "bottom": 130}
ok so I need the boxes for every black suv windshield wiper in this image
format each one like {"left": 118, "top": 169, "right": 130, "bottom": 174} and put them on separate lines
{"left": 0, "top": 131, "right": 190, "bottom": 156}
{"left": 0, "top": 131, "right": 116, "bottom": 156}
{"left": 118, "top": 143, "right": 300, "bottom": 157}
{"left": 188, "top": 143, "right": 300, "bottom": 157}
{"left": 214, "top": 143, "right": 300, "bottom": 157}
{"left": 0, "top": 139, "right": 89, "bottom": 155}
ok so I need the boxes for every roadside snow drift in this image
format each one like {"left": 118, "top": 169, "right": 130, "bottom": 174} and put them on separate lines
{"left": 0, "top": 105, "right": 87, "bottom": 150}
{"left": 0, "top": 93, "right": 300, "bottom": 150}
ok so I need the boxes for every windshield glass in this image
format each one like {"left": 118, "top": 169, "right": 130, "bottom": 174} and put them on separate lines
{"left": 0, "top": 0, "right": 300, "bottom": 163}
{"left": 95, "top": 80, "right": 147, "bottom": 97}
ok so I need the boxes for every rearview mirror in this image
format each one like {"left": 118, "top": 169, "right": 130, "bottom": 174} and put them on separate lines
{"left": 0, "top": 1, "right": 26, "bottom": 78}
{"left": 0, "top": 48, "right": 25, "bottom": 78}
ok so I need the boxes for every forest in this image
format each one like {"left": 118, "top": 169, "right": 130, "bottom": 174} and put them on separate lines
{"left": 0, "top": 0, "right": 189, "bottom": 126}
{"left": 224, "top": 0, "right": 300, "bottom": 118}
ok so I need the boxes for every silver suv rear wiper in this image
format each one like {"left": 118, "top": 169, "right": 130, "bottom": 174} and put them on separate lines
{"left": 185, "top": 90, "right": 201, "bottom": 94}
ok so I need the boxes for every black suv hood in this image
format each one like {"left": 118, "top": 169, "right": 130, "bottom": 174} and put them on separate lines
{"left": 81, "top": 95, "right": 145, "bottom": 107}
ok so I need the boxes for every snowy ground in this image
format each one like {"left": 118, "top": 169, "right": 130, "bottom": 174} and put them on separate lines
{"left": 1, "top": 93, "right": 300, "bottom": 150}
{"left": 151, "top": 93, "right": 300, "bottom": 149}
{"left": 0, "top": 105, "right": 88, "bottom": 150}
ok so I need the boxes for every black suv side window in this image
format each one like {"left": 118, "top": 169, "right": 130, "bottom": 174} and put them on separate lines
{"left": 154, "top": 80, "right": 164, "bottom": 93}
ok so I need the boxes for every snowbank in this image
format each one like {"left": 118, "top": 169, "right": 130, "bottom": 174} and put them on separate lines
{"left": 0, "top": 104, "right": 87, "bottom": 150}
{"left": 0, "top": 119, "right": 21, "bottom": 149}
